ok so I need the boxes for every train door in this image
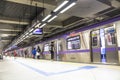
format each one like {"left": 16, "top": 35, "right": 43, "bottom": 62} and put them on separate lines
{"left": 53, "top": 39, "right": 62, "bottom": 61}
{"left": 56, "top": 39, "right": 63, "bottom": 61}
{"left": 104, "top": 26, "right": 118, "bottom": 63}
{"left": 91, "top": 30, "right": 101, "bottom": 63}
{"left": 91, "top": 26, "right": 119, "bottom": 64}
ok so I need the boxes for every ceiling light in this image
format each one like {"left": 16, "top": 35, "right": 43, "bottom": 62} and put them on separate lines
{"left": 22, "top": 35, "right": 25, "bottom": 38}
{"left": 20, "top": 39, "right": 23, "bottom": 41}
{"left": 35, "top": 23, "right": 41, "bottom": 28}
{"left": 29, "top": 28, "right": 34, "bottom": 32}
{"left": 53, "top": 0, "right": 69, "bottom": 12}
{"left": 47, "top": 16, "right": 57, "bottom": 22}
{"left": 23, "top": 37, "right": 26, "bottom": 40}
{"left": 26, "top": 36, "right": 29, "bottom": 38}
{"left": 32, "top": 23, "right": 37, "bottom": 27}
{"left": 60, "top": 2, "right": 76, "bottom": 13}
{"left": 1, "top": 34, "right": 9, "bottom": 37}
{"left": 42, "top": 15, "right": 51, "bottom": 22}
{"left": 39, "top": 23, "right": 47, "bottom": 28}
{"left": 29, "top": 33, "right": 33, "bottom": 35}
{"left": 25, "top": 32, "right": 29, "bottom": 35}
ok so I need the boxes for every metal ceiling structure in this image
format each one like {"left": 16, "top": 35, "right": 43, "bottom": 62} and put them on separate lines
{"left": 1, "top": 0, "right": 120, "bottom": 51}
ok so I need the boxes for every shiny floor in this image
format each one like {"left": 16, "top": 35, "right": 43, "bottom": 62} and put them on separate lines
{"left": 0, "top": 57, "right": 120, "bottom": 80}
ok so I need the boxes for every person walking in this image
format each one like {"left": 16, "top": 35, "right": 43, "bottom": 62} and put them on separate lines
{"left": 32, "top": 48, "right": 36, "bottom": 59}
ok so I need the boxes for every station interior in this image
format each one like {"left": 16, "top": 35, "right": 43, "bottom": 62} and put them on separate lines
{"left": 0, "top": 0, "right": 120, "bottom": 80}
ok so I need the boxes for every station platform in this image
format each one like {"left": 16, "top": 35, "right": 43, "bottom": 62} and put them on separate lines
{"left": 0, "top": 57, "right": 120, "bottom": 80}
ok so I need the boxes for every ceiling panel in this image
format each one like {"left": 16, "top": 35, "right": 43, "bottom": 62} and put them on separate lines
{"left": 64, "top": 0, "right": 111, "bottom": 18}
{"left": 116, "top": 0, "right": 120, "bottom": 2}
{"left": 95, "top": 7, "right": 115, "bottom": 16}
{"left": 104, "top": 8, "right": 120, "bottom": 17}
{"left": 34, "top": 0, "right": 58, "bottom": 5}
{"left": 97, "top": 0, "right": 112, "bottom": 6}
{"left": 0, "top": 1, "right": 44, "bottom": 20}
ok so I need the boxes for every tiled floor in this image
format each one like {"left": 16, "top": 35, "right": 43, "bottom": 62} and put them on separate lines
{"left": 0, "top": 57, "right": 120, "bottom": 80}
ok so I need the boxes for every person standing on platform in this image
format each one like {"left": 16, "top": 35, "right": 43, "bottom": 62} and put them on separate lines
{"left": 50, "top": 42, "right": 55, "bottom": 60}
{"left": 32, "top": 48, "right": 36, "bottom": 59}
{"left": 24, "top": 49, "right": 28, "bottom": 58}
{"left": 14, "top": 50, "right": 17, "bottom": 59}
{"left": 36, "top": 46, "right": 41, "bottom": 59}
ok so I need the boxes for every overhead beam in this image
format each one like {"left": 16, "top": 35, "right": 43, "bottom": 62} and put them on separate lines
{"left": 6, "top": 0, "right": 56, "bottom": 10}
{"left": 43, "top": 31, "right": 51, "bottom": 34}
{"left": 0, "top": 28, "right": 22, "bottom": 32}
{"left": 0, "top": 26, "right": 22, "bottom": 32}
{"left": 0, "top": 19, "right": 29, "bottom": 25}
{"left": 0, "top": 23, "right": 23, "bottom": 31}
{"left": 46, "top": 21, "right": 63, "bottom": 28}
{"left": 46, "top": 25, "right": 63, "bottom": 28}
{"left": 0, "top": 16, "right": 29, "bottom": 25}
{"left": 0, "top": 31, "right": 18, "bottom": 34}
{"left": 1, "top": 40, "right": 11, "bottom": 43}
{"left": 1, "top": 37, "right": 14, "bottom": 40}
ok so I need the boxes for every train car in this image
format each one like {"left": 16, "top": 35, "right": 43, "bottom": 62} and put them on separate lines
{"left": 41, "top": 18, "right": 120, "bottom": 64}
{"left": 7, "top": 16, "right": 120, "bottom": 64}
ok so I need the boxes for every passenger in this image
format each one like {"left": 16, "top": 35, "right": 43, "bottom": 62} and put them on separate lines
{"left": 14, "top": 51, "right": 17, "bottom": 59}
{"left": 36, "top": 52, "right": 40, "bottom": 59}
{"left": 32, "top": 48, "right": 36, "bottom": 59}
{"left": 24, "top": 49, "right": 28, "bottom": 58}
{"left": 50, "top": 42, "right": 55, "bottom": 60}
{"left": 36, "top": 46, "right": 41, "bottom": 59}
{"left": 11, "top": 52, "right": 14, "bottom": 57}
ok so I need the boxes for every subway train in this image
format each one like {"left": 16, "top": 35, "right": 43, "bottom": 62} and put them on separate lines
{"left": 6, "top": 16, "right": 120, "bottom": 64}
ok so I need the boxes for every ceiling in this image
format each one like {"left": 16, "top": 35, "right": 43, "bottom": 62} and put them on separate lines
{"left": 1, "top": 0, "right": 120, "bottom": 51}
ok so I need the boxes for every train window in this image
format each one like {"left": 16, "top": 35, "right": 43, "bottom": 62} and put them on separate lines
{"left": 67, "top": 35, "right": 80, "bottom": 50}
{"left": 92, "top": 37, "right": 98, "bottom": 46}
{"left": 44, "top": 44, "right": 49, "bottom": 51}
{"left": 105, "top": 27, "right": 116, "bottom": 45}
{"left": 92, "top": 31, "right": 99, "bottom": 46}
{"left": 105, "top": 33, "right": 116, "bottom": 45}
{"left": 58, "top": 41, "right": 62, "bottom": 51}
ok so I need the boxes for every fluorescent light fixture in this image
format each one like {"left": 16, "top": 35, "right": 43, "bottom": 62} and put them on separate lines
{"left": 53, "top": 0, "right": 69, "bottom": 12}
{"left": 23, "top": 37, "right": 26, "bottom": 40}
{"left": 39, "top": 23, "right": 47, "bottom": 28}
{"left": 60, "top": 2, "right": 76, "bottom": 13}
{"left": 25, "top": 32, "right": 29, "bottom": 35}
{"left": 32, "top": 23, "right": 37, "bottom": 27}
{"left": 47, "top": 16, "right": 57, "bottom": 22}
{"left": 1, "top": 34, "right": 9, "bottom": 37}
{"left": 35, "top": 23, "right": 41, "bottom": 28}
{"left": 26, "top": 36, "right": 29, "bottom": 38}
{"left": 29, "top": 28, "right": 34, "bottom": 32}
{"left": 29, "top": 33, "right": 33, "bottom": 35}
{"left": 22, "top": 35, "right": 25, "bottom": 38}
{"left": 20, "top": 39, "right": 23, "bottom": 41}
{"left": 42, "top": 14, "right": 51, "bottom": 22}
